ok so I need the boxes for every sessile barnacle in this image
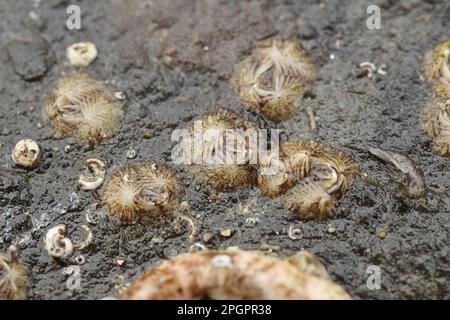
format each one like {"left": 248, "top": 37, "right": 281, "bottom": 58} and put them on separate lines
{"left": 423, "top": 40, "right": 450, "bottom": 83}
{"left": 421, "top": 97, "right": 450, "bottom": 157}
{"left": 44, "top": 74, "right": 123, "bottom": 145}
{"left": 231, "top": 38, "right": 316, "bottom": 122}
{"left": 0, "top": 246, "right": 29, "bottom": 300}
{"left": 119, "top": 249, "right": 350, "bottom": 300}
{"left": 102, "top": 163, "right": 180, "bottom": 224}
{"left": 182, "top": 108, "right": 257, "bottom": 192}
{"left": 258, "top": 139, "right": 358, "bottom": 219}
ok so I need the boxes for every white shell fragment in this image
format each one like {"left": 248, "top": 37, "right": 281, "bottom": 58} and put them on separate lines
{"left": 211, "top": 254, "right": 234, "bottom": 269}
{"left": 11, "top": 139, "right": 41, "bottom": 168}
{"left": 66, "top": 42, "right": 98, "bottom": 67}
{"left": 43, "top": 224, "right": 74, "bottom": 259}
{"left": 79, "top": 158, "right": 107, "bottom": 191}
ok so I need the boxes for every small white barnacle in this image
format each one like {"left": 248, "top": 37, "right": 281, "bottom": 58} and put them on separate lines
{"left": 11, "top": 139, "right": 41, "bottom": 168}
{"left": 44, "top": 74, "right": 123, "bottom": 145}
{"left": 232, "top": 38, "right": 316, "bottom": 122}
{"left": 66, "top": 42, "right": 98, "bottom": 67}
{"left": 79, "top": 158, "right": 107, "bottom": 191}
{"left": 421, "top": 97, "right": 450, "bottom": 157}
{"left": 43, "top": 224, "right": 74, "bottom": 259}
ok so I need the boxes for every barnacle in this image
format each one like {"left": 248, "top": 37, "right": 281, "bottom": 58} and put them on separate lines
{"left": 422, "top": 97, "right": 450, "bottom": 157}
{"left": 423, "top": 40, "right": 450, "bottom": 83}
{"left": 232, "top": 38, "right": 316, "bottom": 122}
{"left": 44, "top": 74, "right": 123, "bottom": 145}
{"left": 79, "top": 158, "right": 107, "bottom": 191}
{"left": 0, "top": 246, "right": 29, "bottom": 300}
{"left": 183, "top": 108, "right": 257, "bottom": 192}
{"left": 119, "top": 249, "right": 350, "bottom": 300}
{"left": 43, "top": 224, "right": 74, "bottom": 259}
{"left": 258, "top": 139, "right": 358, "bottom": 219}
{"left": 102, "top": 163, "right": 180, "bottom": 224}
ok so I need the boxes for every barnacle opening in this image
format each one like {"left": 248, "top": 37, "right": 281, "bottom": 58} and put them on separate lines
{"left": 102, "top": 163, "right": 180, "bottom": 224}
{"left": 258, "top": 139, "right": 358, "bottom": 219}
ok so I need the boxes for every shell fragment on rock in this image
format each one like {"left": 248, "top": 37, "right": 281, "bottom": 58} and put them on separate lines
{"left": 11, "top": 139, "right": 41, "bottom": 168}
{"left": 66, "top": 42, "right": 98, "bottom": 67}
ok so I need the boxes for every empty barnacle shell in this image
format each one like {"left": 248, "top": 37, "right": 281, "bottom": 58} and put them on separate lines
{"left": 43, "top": 224, "right": 74, "bottom": 259}
{"left": 11, "top": 139, "right": 41, "bottom": 168}
{"left": 421, "top": 97, "right": 450, "bottom": 157}
{"left": 101, "top": 162, "right": 181, "bottom": 224}
{"left": 79, "top": 158, "right": 107, "bottom": 191}
{"left": 0, "top": 246, "right": 29, "bottom": 300}
{"left": 119, "top": 249, "right": 350, "bottom": 300}
{"left": 66, "top": 42, "right": 98, "bottom": 67}
{"left": 182, "top": 108, "right": 257, "bottom": 192}
{"left": 44, "top": 74, "right": 123, "bottom": 145}
{"left": 423, "top": 39, "right": 450, "bottom": 83}
{"left": 232, "top": 38, "right": 316, "bottom": 122}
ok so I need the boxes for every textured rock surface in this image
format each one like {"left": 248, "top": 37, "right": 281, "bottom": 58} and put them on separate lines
{"left": 0, "top": 0, "right": 449, "bottom": 299}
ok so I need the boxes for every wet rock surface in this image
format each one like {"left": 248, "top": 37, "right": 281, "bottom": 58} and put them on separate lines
{"left": 0, "top": 0, "right": 449, "bottom": 300}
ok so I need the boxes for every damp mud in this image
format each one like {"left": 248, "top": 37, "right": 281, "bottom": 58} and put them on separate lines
{"left": 0, "top": 0, "right": 449, "bottom": 300}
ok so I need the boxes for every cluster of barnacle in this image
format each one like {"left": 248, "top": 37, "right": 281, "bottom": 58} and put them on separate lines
{"left": 119, "top": 249, "right": 350, "bottom": 300}
{"left": 0, "top": 246, "right": 29, "bottom": 300}
{"left": 9, "top": 32, "right": 353, "bottom": 299}
{"left": 44, "top": 74, "right": 123, "bottom": 145}
{"left": 421, "top": 39, "right": 450, "bottom": 157}
{"left": 180, "top": 109, "right": 358, "bottom": 219}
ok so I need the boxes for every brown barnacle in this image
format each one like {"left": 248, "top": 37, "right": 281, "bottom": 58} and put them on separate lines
{"left": 258, "top": 139, "right": 358, "bottom": 219}
{"left": 119, "top": 249, "right": 350, "bottom": 300}
{"left": 183, "top": 108, "right": 257, "bottom": 192}
{"left": 369, "top": 147, "right": 427, "bottom": 199}
{"left": 79, "top": 158, "right": 107, "bottom": 191}
{"left": 283, "top": 146, "right": 358, "bottom": 219}
{"left": 257, "top": 141, "right": 312, "bottom": 198}
{"left": 43, "top": 74, "right": 123, "bottom": 145}
{"left": 0, "top": 246, "right": 29, "bottom": 300}
{"left": 231, "top": 38, "right": 316, "bottom": 122}
{"left": 421, "top": 98, "right": 450, "bottom": 157}
{"left": 101, "top": 163, "right": 180, "bottom": 224}
{"left": 423, "top": 39, "right": 450, "bottom": 83}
